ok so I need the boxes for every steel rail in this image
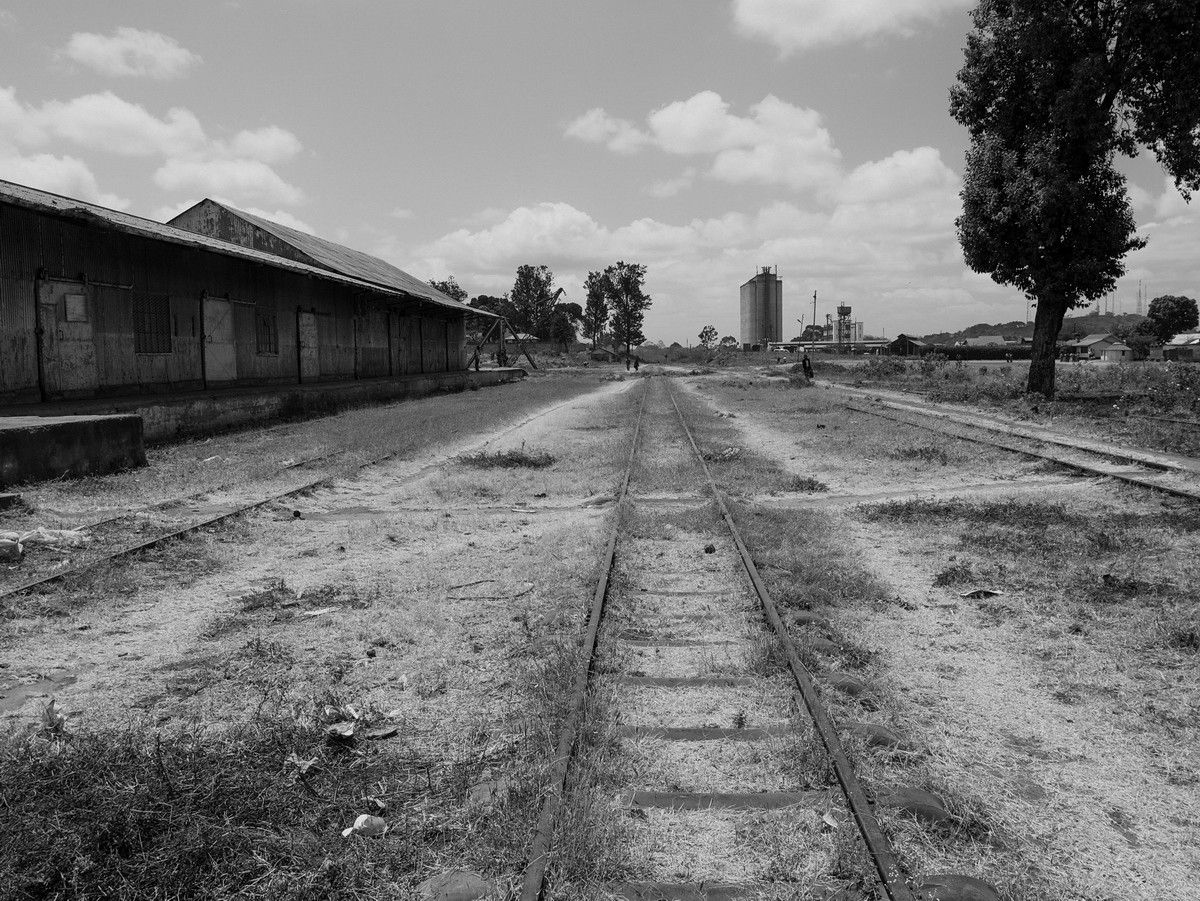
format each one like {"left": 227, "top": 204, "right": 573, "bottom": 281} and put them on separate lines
{"left": 2, "top": 392, "right": 599, "bottom": 603}
{"left": 518, "top": 380, "right": 649, "bottom": 901}
{"left": 0, "top": 459, "right": 390, "bottom": 602}
{"left": 841, "top": 401, "right": 1200, "bottom": 504}
{"left": 664, "top": 378, "right": 915, "bottom": 901}
{"left": 75, "top": 450, "right": 345, "bottom": 534}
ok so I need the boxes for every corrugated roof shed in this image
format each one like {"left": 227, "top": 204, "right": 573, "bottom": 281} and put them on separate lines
{"left": 0, "top": 179, "right": 478, "bottom": 316}
{"left": 170, "top": 199, "right": 463, "bottom": 311}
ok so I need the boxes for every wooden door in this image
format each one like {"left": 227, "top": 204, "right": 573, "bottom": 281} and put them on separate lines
{"left": 202, "top": 297, "right": 237, "bottom": 383}
{"left": 297, "top": 310, "right": 319, "bottom": 381}
{"left": 38, "top": 279, "right": 97, "bottom": 397}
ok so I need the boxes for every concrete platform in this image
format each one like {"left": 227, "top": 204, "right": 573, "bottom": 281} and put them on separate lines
{"left": 0, "top": 368, "right": 526, "bottom": 447}
{"left": 0, "top": 414, "right": 146, "bottom": 489}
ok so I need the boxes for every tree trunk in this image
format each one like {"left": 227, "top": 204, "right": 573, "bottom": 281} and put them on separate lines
{"left": 1027, "top": 298, "right": 1068, "bottom": 397}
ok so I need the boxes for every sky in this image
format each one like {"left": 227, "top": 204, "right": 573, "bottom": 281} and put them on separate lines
{"left": 1, "top": 0, "right": 1196, "bottom": 344}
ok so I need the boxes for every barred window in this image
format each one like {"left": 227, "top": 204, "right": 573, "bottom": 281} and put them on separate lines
{"left": 133, "top": 292, "right": 172, "bottom": 354}
{"left": 256, "top": 311, "right": 279, "bottom": 355}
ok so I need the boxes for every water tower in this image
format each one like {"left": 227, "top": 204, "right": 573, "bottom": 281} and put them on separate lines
{"left": 739, "top": 266, "right": 783, "bottom": 349}
{"left": 835, "top": 304, "right": 852, "bottom": 346}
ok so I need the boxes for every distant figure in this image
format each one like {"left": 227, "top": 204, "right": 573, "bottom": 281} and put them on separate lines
{"left": 634, "top": 357, "right": 640, "bottom": 372}
{"left": 625, "top": 356, "right": 630, "bottom": 371}
{"left": 801, "top": 353, "right": 814, "bottom": 380}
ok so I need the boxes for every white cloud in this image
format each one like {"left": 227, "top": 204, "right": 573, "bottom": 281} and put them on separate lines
{"left": 564, "top": 108, "right": 647, "bottom": 154}
{"left": 648, "top": 168, "right": 697, "bottom": 197}
{"left": 0, "top": 150, "right": 129, "bottom": 209}
{"left": 1154, "top": 177, "right": 1194, "bottom": 221}
{"left": 390, "top": 207, "right": 415, "bottom": 219}
{"left": 731, "top": 0, "right": 973, "bottom": 53}
{"left": 567, "top": 92, "right": 842, "bottom": 192}
{"left": 25, "top": 92, "right": 207, "bottom": 156}
{"left": 58, "top": 27, "right": 200, "bottom": 79}
{"left": 154, "top": 158, "right": 305, "bottom": 205}
{"left": 0, "top": 85, "right": 305, "bottom": 207}
{"left": 228, "top": 126, "right": 303, "bottom": 164}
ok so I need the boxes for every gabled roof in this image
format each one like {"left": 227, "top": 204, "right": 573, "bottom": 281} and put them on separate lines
{"left": 1069, "top": 333, "right": 1114, "bottom": 346}
{"left": 964, "top": 335, "right": 1006, "bottom": 346}
{"left": 0, "top": 179, "right": 476, "bottom": 316}
{"left": 1165, "top": 332, "right": 1200, "bottom": 346}
{"left": 169, "top": 198, "right": 468, "bottom": 313}
{"left": 890, "top": 334, "right": 926, "bottom": 345}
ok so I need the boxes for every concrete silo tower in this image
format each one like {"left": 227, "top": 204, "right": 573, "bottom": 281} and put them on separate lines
{"left": 740, "top": 266, "right": 783, "bottom": 349}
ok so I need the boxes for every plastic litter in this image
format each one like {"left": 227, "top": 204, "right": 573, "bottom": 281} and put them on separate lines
{"left": 341, "top": 814, "right": 387, "bottom": 838}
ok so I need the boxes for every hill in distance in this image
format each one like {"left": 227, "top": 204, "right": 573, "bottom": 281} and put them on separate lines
{"left": 921, "top": 311, "right": 1146, "bottom": 345}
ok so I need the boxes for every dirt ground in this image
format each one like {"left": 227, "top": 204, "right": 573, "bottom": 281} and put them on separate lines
{"left": 2, "top": 367, "right": 1197, "bottom": 900}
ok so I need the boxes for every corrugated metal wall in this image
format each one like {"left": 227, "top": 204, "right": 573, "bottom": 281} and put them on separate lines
{"left": 0, "top": 203, "right": 468, "bottom": 403}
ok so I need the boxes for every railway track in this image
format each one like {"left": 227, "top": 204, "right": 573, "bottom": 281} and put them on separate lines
{"left": 0, "top": 393, "right": 591, "bottom": 603}
{"left": 825, "top": 385, "right": 1200, "bottom": 504}
{"left": 520, "top": 377, "right": 992, "bottom": 901}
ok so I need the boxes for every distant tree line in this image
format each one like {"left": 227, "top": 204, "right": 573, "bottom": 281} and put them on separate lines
{"left": 429, "top": 262, "right": 652, "bottom": 355}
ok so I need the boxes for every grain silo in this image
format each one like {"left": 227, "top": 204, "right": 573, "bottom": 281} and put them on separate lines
{"left": 740, "top": 266, "right": 783, "bottom": 349}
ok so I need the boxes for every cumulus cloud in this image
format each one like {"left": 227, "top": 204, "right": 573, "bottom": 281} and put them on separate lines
{"left": 405, "top": 137, "right": 976, "bottom": 341}
{"left": 567, "top": 92, "right": 842, "bottom": 192}
{"left": 1154, "top": 177, "right": 1194, "bottom": 222}
{"left": 648, "top": 168, "right": 697, "bottom": 198}
{"left": 0, "top": 150, "right": 130, "bottom": 209}
{"left": 731, "top": 0, "right": 972, "bottom": 53}
{"left": 0, "top": 85, "right": 305, "bottom": 206}
{"left": 58, "top": 27, "right": 201, "bottom": 79}
{"left": 564, "top": 108, "right": 647, "bottom": 154}
{"left": 154, "top": 158, "right": 305, "bottom": 205}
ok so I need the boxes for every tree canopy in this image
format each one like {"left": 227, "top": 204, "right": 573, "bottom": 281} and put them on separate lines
{"left": 428, "top": 277, "right": 468, "bottom": 305}
{"left": 719, "top": 335, "right": 738, "bottom": 349}
{"left": 509, "top": 265, "right": 558, "bottom": 339}
{"left": 1137, "top": 294, "right": 1199, "bottom": 343}
{"left": 951, "top": 0, "right": 1200, "bottom": 396}
{"left": 582, "top": 271, "right": 609, "bottom": 349}
{"left": 603, "top": 262, "right": 651, "bottom": 356}
{"left": 698, "top": 325, "right": 718, "bottom": 348}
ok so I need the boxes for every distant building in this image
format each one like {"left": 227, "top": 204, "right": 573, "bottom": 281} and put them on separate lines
{"left": 740, "top": 266, "right": 782, "bottom": 350}
{"left": 1163, "top": 332, "right": 1200, "bottom": 362}
{"left": 964, "top": 335, "right": 1007, "bottom": 347}
{"left": 1100, "top": 343, "right": 1132, "bottom": 362}
{"left": 1062, "top": 333, "right": 1117, "bottom": 357}
{"left": 888, "top": 334, "right": 927, "bottom": 356}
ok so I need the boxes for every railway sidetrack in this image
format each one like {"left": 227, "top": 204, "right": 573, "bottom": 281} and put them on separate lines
{"left": 824, "top": 384, "right": 1200, "bottom": 503}
{"left": 0, "top": 391, "right": 600, "bottom": 602}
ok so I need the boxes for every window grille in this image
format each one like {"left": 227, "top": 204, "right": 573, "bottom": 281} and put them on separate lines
{"left": 133, "top": 292, "right": 172, "bottom": 354}
{"left": 256, "top": 311, "right": 279, "bottom": 355}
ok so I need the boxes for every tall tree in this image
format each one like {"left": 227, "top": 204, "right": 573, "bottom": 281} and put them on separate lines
{"left": 509, "top": 265, "right": 557, "bottom": 338}
{"left": 950, "top": 0, "right": 1200, "bottom": 396}
{"left": 1137, "top": 294, "right": 1199, "bottom": 343}
{"left": 603, "top": 262, "right": 652, "bottom": 360}
{"left": 467, "top": 294, "right": 513, "bottom": 338}
{"left": 427, "top": 276, "right": 468, "bottom": 305}
{"left": 582, "top": 270, "right": 609, "bottom": 349}
{"left": 698, "top": 324, "right": 718, "bottom": 348}
{"left": 549, "top": 302, "right": 583, "bottom": 351}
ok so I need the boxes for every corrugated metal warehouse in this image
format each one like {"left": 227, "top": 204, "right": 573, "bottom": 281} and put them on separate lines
{"left": 0, "top": 179, "right": 473, "bottom": 405}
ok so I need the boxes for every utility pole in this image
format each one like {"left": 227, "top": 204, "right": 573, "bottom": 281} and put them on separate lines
{"left": 811, "top": 291, "right": 817, "bottom": 350}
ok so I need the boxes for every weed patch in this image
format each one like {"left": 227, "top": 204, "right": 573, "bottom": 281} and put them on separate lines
{"left": 457, "top": 446, "right": 556, "bottom": 469}
{"left": 888, "top": 445, "right": 951, "bottom": 466}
